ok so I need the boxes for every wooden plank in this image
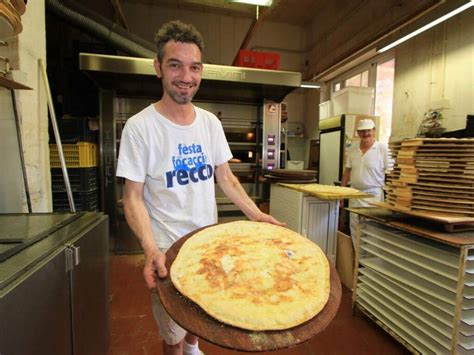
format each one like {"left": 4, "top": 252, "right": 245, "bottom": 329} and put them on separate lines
{"left": 387, "top": 180, "right": 474, "bottom": 190}
{"left": 409, "top": 153, "right": 474, "bottom": 157}
{"left": 347, "top": 207, "right": 474, "bottom": 245}
{"left": 398, "top": 172, "right": 474, "bottom": 181}
{"left": 395, "top": 162, "right": 474, "bottom": 173}
{"left": 0, "top": 76, "right": 33, "bottom": 90}
{"left": 397, "top": 138, "right": 474, "bottom": 147}
{"left": 415, "top": 149, "right": 474, "bottom": 153}
{"left": 411, "top": 200, "right": 474, "bottom": 211}
{"left": 408, "top": 168, "right": 474, "bottom": 174}
{"left": 372, "top": 202, "right": 474, "bottom": 224}
{"left": 409, "top": 204, "right": 474, "bottom": 216}
{"left": 397, "top": 175, "right": 474, "bottom": 185}
{"left": 411, "top": 189, "right": 474, "bottom": 200}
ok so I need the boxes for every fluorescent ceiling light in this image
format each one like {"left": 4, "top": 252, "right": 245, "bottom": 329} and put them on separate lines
{"left": 228, "top": 0, "right": 273, "bottom": 6}
{"left": 378, "top": 0, "right": 474, "bottom": 53}
{"left": 300, "top": 81, "right": 321, "bottom": 89}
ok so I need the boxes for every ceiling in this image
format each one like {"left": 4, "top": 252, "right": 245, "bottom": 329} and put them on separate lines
{"left": 62, "top": 0, "right": 469, "bottom": 80}
{"left": 122, "top": 0, "right": 326, "bottom": 26}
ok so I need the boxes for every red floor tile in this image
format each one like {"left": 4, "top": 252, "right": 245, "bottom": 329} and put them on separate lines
{"left": 108, "top": 255, "right": 409, "bottom": 355}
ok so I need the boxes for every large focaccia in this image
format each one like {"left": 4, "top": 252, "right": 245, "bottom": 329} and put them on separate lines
{"left": 170, "top": 221, "right": 330, "bottom": 331}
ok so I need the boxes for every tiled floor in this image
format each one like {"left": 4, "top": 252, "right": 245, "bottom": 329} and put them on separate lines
{"left": 108, "top": 254, "right": 409, "bottom": 355}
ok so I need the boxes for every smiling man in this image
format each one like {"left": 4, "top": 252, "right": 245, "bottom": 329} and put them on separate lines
{"left": 116, "top": 21, "right": 282, "bottom": 355}
{"left": 341, "top": 119, "right": 389, "bottom": 246}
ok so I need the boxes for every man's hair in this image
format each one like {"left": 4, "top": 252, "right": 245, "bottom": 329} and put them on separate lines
{"left": 154, "top": 20, "right": 205, "bottom": 62}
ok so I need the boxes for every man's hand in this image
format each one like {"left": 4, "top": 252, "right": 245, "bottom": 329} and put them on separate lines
{"left": 252, "top": 212, "right": 286, "bottom": 227}
{"left": 143, "top": 249, "right": 167, "bottom": 290}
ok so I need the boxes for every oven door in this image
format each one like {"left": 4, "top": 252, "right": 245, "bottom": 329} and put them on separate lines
{"left": 217, "top": 124, "right": 261, "bottom": 212}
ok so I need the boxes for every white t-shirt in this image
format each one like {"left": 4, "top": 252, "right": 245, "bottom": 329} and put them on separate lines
{"left": 116, "top": 104, "right": 233, "bottom": 248}
{"left": 346, "top": 141, "right": 388, "bottom": 191}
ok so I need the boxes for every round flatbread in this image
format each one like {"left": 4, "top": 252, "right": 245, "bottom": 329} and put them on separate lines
{"left": 170, "top": 221, "right": 330, "bottom": 331}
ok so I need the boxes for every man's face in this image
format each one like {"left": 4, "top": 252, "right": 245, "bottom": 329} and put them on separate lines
{"left": 357, "top": 128, "right": 375, "bottom": 141}
{"left": 154, "top": 40, "right": 203, "bottom": 104}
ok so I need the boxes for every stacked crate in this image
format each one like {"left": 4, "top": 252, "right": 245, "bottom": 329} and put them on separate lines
{"left": 385, "top": 138, "right": 474, "bottom": 216}
{"left": 50, "top": 138, "right": 99, "bottom": 212}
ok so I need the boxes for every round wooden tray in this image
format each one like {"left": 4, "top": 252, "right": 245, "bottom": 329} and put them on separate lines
{"left": 156, "top": 228, "right": 342, "bottom": 352}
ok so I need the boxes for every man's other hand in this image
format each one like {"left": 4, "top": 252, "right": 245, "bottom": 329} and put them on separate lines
{"left": 143, "top": 250, "right": 167, "bottom": 290}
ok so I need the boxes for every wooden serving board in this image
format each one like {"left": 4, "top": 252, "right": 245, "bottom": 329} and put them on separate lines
{"left": 156, "top": 230, "right": 342, "bottom": 352}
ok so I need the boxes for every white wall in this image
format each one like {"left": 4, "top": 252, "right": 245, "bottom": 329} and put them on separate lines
{"left": 391, "top": 8, "right": 474, "bottom": 141}
{"left": 0, "top": 0, "right": 49, "bottom": 212}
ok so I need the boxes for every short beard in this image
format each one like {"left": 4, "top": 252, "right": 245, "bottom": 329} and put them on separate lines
{"left": 165, "top": 84, "right": 198, "bottom": 104}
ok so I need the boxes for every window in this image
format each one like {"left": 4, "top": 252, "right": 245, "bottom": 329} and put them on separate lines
{"left": 329, "top": 54, "right": 395, "bottom": 144}
{"left": 374, "top": 58, "right": 395, "bottom": 144}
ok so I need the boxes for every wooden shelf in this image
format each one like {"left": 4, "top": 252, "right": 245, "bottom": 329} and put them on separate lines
{"left": 0, "top": 76, "right": 32, "bottom": 90}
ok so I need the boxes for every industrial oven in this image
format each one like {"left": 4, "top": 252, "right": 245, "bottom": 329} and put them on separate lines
{"left": 80, "top": 53, "right": 300, "bottom": 252}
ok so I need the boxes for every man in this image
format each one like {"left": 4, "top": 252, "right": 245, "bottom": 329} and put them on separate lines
{"left": 341, "top": 119, "right": 389, "bottom": 246}
{"left": 116, "top": 20, "right": 283, "bottom": 355}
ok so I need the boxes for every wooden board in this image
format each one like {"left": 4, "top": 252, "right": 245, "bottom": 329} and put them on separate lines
{"left": 0, "top": 76, "right": 33, "bottom": 90}
{"left": 278, "top": 183, "right": 372, "bottom": 200}
{"left": 393, "top": 138, "right": 474, "bottom": 147}
{"left": 371, "top": 202, "right": 474, "bottom": 231}
{"left": 156, "top": 229, "right": 342, "bottom": 352}
{"left": 347, "top": 207, "right": 474, "bottom": 244}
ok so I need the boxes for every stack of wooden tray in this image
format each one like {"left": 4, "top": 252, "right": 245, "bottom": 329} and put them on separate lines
{"left": 385, "top": 138, "right": 474, "bottom": 217}
{"left": 264, "top": 169, "right": 317, "bottom": 183}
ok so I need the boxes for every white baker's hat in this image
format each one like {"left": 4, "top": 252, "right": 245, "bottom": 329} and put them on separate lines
{"left": 356, "top": 119, "right": 375, "bottom": 130}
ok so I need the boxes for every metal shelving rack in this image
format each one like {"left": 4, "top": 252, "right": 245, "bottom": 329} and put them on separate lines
{"left": 351, "top": 210, "right": 474, "bottom": 354}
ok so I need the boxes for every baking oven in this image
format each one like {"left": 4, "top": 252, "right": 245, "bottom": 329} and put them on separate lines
{"left": 79, "top": 53, "right": 300, "bottom": 251}
{"left": 224, "top": 122, "right": 260, "bottom": 183}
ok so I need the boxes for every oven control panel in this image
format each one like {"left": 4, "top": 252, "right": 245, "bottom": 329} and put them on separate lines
{"left": 262, "top": 102, "right": 281, "bottom": 171}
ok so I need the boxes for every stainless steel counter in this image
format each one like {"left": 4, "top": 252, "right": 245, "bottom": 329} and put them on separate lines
{"left": 0, "top": 212, "right": 101, "bottom": 290}
{"left": 0, "top": 212, "right": 109, "bottom": 355}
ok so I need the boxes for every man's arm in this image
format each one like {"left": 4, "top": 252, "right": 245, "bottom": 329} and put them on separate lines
{"left": 215, "top": 162, "right": 284, "bottom": 226}
{"left": 123, "top": 179, "right": 167, "bottom": 290}
{"left": 341, "top": 167, "right": 351, "bottom": 187}
{"left": 340, "top": 167, "right": 352, "bottom": 208}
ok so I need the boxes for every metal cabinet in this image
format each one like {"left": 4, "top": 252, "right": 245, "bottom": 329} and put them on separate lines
{"left": 0, "top": 213, "right": 109, "bottom": 355}
{"left": 269, "top": 184, "right": 339, "bottom": 262}
{"left": 69, "top": 216, "right": 109, "bottom": 355}
{"left": 0, "top": 247, "right": 73, "bottom": 354}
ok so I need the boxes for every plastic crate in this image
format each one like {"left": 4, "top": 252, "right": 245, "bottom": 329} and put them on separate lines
{"left": 52, "top": 189, "right": 100, "bottom": 212}
{"left": 50, "top": 117, "right": 98, "bottom": 144}
{"left": 51, "top": 167, "right": 98, "bottom": 192}
{"left": 49, "top": 142, "right": 98, "bottom": 168}
{"left": 235, "top": 50, "right": 280, "bottom": 70}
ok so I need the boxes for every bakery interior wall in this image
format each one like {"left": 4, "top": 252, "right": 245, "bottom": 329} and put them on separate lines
{"left": 0, "top": 0, "right": 48, "bottom": 213}
{"left": 390, "top": 7, "right": 474, "bottom": 141}
{"left": 2, "top": 1, "right": 473, "bottom": 212}
{"left": 119, "top": 1, "right": 312, "bottom": 163}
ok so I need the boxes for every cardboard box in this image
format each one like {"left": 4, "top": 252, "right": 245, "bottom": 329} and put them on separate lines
{"left": 336, "top": 231, "right": 355, "bottom": 290}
